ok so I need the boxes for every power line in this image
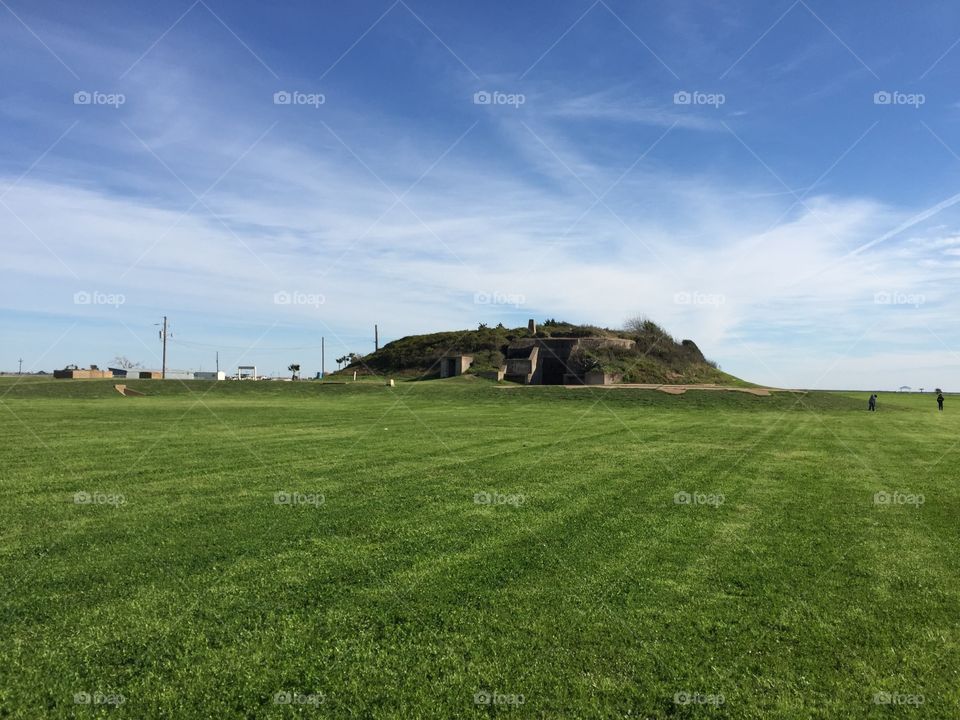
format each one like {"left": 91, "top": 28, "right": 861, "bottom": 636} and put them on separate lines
{"left": 170, "top": 338, "right": 327, "bottom": 351}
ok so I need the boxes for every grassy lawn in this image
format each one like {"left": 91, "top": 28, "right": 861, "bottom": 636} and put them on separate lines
{"left": 0, "top": 377, "right": 957, "bottom": 718}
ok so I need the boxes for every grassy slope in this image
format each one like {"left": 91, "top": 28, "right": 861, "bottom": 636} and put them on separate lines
{"left": 0, "top": 378, "right": 958, "bottom": 718}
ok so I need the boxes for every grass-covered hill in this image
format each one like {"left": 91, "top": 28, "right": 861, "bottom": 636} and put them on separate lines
{"left": 339, "top": 318, "right": 750, "bottom": 385}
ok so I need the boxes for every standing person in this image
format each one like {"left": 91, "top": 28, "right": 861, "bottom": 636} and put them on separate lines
{"left": 868, "top": 393, "right": 877, "bottom": 412}
{"left": 938, "top": 392, "right": 944, "bottom": 412}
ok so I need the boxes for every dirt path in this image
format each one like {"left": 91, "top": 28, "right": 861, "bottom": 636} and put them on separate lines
{"left": 560, "top": 383, "right": 804, "bottom": 396}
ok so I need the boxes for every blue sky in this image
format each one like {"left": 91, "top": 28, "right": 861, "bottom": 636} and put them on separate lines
{"left": 2, "top": 0, "right": 960, "bottom": 388}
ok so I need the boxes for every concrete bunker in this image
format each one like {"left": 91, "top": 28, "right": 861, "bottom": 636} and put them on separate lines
{"left": 440, "top": 354, "right": 473, "bottom": 378}
{"left": 448, "top": 327, "right": 634, "bottom": 386}
{"left": 499, "top": 336, "right": 633, "bottom": 385}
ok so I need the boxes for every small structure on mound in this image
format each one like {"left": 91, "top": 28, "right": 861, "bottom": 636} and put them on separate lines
{"left": 440, "top": 354, "right": 473, "bottom": 378}
{"left": 114, "top": 384, "right": 145, "bottom": 397}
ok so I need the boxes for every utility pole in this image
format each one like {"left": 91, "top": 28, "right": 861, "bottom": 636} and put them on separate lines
{"left": 18, "top": 358, "right": 23, "bottom": 375}
{"left": 160, "top": 316, "right": 168, "bottom": 379}
{"left": 321, "top": 336, "right": 325, "bottom": 379}
{"left": 374, "top": 324, "right": 379, "bottom": 352}
{"left": 216, "top": 351, "right": 219, "bottom": 374}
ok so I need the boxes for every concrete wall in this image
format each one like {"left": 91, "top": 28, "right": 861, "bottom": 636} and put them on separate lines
{"left": 585, "top": 371, "right": 622, "bottom": 385}
{"left": 477, "top": 368, "right": 505, "bottom": 381}
{"left": 505, "top": 346, "right": 538, "bottom": 383}
{"left": 578, "top": 337, "right": 635, "bottom": 351}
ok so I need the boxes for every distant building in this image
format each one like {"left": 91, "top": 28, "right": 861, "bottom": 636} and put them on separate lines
{"left": 54, "top": 366, "right": 112, "bottom": 379}
{"left": 109, "top": 367, "right": 144, "bottom": 378}
{"left": 236, "top": 365, "right": 257, "bottom": 380}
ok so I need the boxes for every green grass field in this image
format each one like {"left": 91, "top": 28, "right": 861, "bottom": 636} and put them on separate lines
{"left": 1, "top": 377, "right": 957, "bottom": 718}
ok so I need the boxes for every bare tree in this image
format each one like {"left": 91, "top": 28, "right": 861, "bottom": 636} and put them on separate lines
{"left": 112, "top": 356, "right": 142, "bottom": 369}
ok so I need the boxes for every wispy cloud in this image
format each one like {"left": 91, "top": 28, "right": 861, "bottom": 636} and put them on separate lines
{"left": 547, "top": 88, "right": 725, "bottom": 131}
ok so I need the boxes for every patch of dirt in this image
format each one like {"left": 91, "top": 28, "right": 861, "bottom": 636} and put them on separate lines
{"left": 562, "top": 383, "right": 791, "bottom": 396}
{"left": 495, "top": 382, "right": 805, "bottom": 396}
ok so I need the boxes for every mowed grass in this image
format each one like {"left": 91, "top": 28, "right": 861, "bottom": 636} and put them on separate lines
{"left": 0, "top": 378, "right": 958, "bottom": 719}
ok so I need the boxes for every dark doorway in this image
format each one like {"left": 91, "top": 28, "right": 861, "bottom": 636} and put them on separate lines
{"left": 540, "top": 356, "right": 566, "bottom": 385}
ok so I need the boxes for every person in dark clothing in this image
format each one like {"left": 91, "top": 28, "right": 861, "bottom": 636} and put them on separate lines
{"left": 868, "top": 393, "right": 877, "bottom": 411}
{"left": 938, "top": 392, "right": 944, "bottom": 411}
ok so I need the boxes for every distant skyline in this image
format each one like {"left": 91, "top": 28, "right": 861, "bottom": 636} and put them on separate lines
{"left": 3, "top": 1, "right": 960, "bottom": 388}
